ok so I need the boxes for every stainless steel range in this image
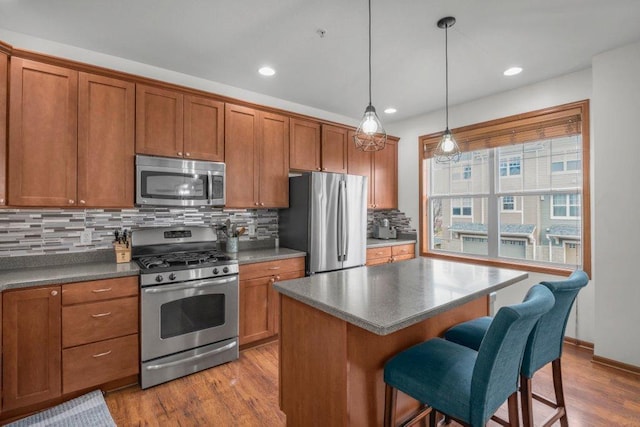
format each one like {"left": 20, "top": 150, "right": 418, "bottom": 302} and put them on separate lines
{"left": 132, "top": 226, "right": 239, "bottom": 389}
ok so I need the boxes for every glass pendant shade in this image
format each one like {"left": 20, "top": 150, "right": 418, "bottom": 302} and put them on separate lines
{"left": 355, "top": 104, "right": 386, "bottom": 151}
{"left": 433, "top": 128, "right": 461, "bottom": 163}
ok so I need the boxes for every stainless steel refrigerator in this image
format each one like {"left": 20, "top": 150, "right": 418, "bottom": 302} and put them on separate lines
{"left": 279, "top": 172, "right": 368, "bottom": 275}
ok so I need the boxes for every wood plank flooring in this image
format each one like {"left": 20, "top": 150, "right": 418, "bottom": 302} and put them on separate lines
{"left": 105, "top": 342, "right": 640, "bottom": 426}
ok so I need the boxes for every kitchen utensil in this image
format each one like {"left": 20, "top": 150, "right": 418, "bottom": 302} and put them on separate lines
{"left": 237, "top": 227, "right": 245, "bottom": 236}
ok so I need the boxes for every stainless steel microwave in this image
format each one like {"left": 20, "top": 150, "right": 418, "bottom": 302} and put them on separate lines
{"left": 136, "top": 155, "right": 225, "bottom": 207}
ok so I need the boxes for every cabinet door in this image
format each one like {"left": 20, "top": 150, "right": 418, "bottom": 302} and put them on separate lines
{"left": 135, "top": 84, "right": 183, "bottom": 158}
{"left": 347, "top": 130, "right": 374, "bottom": 208}
{"left": 0, "top": 52, "right": 7, "bottom": 206}
{"left": 225, "top": 104, "right": 259, "bottom": 208}
{"left": 258, "top": 111, "right": 289, "bottom": 207}
{"left": 289, "top": 118, "right": 321, "bottom": 171}
{"left": 269, "top": 270, "right": 304, "bottom": 336}
{"left": 321, "top": 124, "right": 349, "bottom": 174}
{"left": 373, "top": 139, "right": 398, "bottom": 209}
{"left": 2, "top": 286, "right": 61, "bottom": 411}
{"left": 78, "top": 73, "right": 135, "bottom": 207}
{"left": 8, "top": 58, "right": 78, "bottom": 207}
{"left": 239, "top": 276, "right": 273, "bottom": 345}
{"left": 184, "top": 95, "right": 224, "bottom": 161}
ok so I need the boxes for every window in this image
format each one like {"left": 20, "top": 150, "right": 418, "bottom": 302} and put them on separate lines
{"left": 552, "top": 194, "right": 581, "bottom": 218}
{"left": 499, "top": 156, "right": 521, "bottom": 176}
{"left": 452, "top": 198, "right": 472, "bottom": 216}
{"left": 420, "top": 100, "right": 590, "bottom": 274}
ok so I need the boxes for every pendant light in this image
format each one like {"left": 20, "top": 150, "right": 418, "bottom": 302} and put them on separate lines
{"left": 434, "top": 16, "right": 461, "bottom": 163}
{"left": 354, "top": 0, "right": 386, "bottom": 152}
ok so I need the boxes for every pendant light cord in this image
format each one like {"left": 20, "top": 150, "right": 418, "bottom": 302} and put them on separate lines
{"left": 445, "top": 22, "right": 449, "bottom": 129}
{"left": 368, "top": 0, "right": 372, "bottom": 106}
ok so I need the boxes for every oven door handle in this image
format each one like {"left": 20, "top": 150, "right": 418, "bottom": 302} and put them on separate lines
{"left": 143, "top": 276, "right": 237, "bottom": 293}
{"left": 144, "top": 341, "right": 238, "bottom": 371}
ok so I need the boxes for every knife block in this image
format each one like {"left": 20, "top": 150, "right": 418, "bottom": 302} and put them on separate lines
{"left": 113, "top": 243, "right": 132, "bottom": 263}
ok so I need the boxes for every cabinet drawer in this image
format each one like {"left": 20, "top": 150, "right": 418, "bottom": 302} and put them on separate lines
{"left": 366, "top": 257, "right": 390, "bottom": 267}
{"left": 62, "top": 276, "right": 138, "bottom": 305}
{"left": 62, "top": 334, "right": 138, "bottom": 394}
{"left": 366, "top": 246, "right": 392, "bottom": 261}
{"left": 62, "top": 296, "right": 138, "bottom": 348}
{"left": 391, "top": 244, "right": 415, "bottom": 257}
{"left": 239, "top": 257, "right": 305, "bottom": 280}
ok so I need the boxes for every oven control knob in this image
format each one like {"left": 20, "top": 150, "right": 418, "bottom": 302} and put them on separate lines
{"left": 168, "top": 273, "right": 176, "bottom": 281}
{"left": 223, "top": 266, "right": 229, "bottom": 274}
{"left": 213, "top": 268, "right": 219, "bottom": 275}
{"left": 155, "top": 275, "right": 164, "bottom": 283}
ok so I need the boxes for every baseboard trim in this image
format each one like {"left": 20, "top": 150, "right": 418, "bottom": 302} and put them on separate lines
{"left": 563, "top": 336, "right": 594, "bottom": 350}
{"left": 592, "top": 355, "right": 640, "bottom": 376}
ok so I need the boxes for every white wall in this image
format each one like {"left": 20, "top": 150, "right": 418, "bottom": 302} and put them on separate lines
{"left": 387, "top": 68, "right": 596, "bottom": 344}
{"left": 592, "top": 41, "right": 640, "bottom": 366}
{"left": 0, "top": 28, "right": 358, "bottom": 128}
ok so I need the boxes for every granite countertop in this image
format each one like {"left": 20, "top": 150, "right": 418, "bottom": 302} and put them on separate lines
{"left": 232, "top": 247, "right": 306, "bottom": 265}
{"left": 0, "top": 261, "right": 140, "bottom": 291}
{"left": 273, "top": 257, "right": 527, "bottom": 336}
{"left": 366, "top": 238, "right": 416, "bottom": 248}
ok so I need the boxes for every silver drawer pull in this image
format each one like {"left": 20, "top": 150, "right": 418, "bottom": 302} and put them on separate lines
{"left": 92, "top": 350, "right": 112, "bottom": 358}
{"left": 145, "top": 341, "right": 237, "bottom": 371}
{"left": 268, "top": 266, "right": 281, "bottom": 270}
{"left": 91, "top": 287, "right": 113, "bottom": 293}
{"left": 91, "top": 312, "right": 112, "bottom": 318}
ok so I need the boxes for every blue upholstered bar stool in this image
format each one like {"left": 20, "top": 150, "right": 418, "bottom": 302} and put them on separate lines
{"left": 445, "top": 270, "right": 589, "bottom": 427}
{"left": 383, "top": 284, "right": 555, "bottom": 427}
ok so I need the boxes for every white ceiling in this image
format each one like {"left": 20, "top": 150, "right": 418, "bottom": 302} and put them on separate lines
{"left": 1, "top": 0, "right": 640, "bottom": 123}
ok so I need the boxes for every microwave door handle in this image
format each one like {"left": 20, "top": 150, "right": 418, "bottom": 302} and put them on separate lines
{"left": 207, "top": 171, "right": 213, "bottom": 204}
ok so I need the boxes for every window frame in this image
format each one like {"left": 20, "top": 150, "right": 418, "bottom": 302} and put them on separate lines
{"left": 551, "top": 193, "right": 581, "bottom": 219}
{"left": 419, "top": 100, "right": 591, "bottom": 277}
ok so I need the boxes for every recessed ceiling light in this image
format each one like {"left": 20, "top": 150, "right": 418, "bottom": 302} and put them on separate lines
{"left": 384, "top": 107, "right": 397, "bottom": 114}
{"left": 258, "top": 66, "right": 276, "bottom": 76}
{"left": 503, "top": 66, "right": 523, "bottom": 76}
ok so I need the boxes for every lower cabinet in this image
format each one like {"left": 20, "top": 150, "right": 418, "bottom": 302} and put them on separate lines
{"left": 366, "top": 243, "right": 415, "bottom": 266}
{"left": 1, "top": 277, "right": 139, "bottom": 415}
{"left": 239, "top": 257, "right": 305, "bottom": 346}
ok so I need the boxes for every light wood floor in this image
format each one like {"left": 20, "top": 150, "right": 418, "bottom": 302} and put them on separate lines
{"left": 105, "top": 342, "right": 640, "bottom": 426}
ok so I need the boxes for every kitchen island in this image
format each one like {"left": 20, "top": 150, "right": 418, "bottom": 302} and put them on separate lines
{"left": 273, "top": 257, "right": 528, "bottom": 426}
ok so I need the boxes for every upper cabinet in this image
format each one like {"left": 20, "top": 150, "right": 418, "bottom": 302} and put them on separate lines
{"left": 9, "top": 59, "right": 78, "bottom": 207}
{"left": 8, "top": 58, "right": 135, "bottom": 208}
{"left": 135, "top": 84, "right": 224, "bottom": 162}
{"left": 347, "top": 134, "right": 398, "bottom": 209}
{"left": 289, "top": 120, "right": 348, "bottom": 174}
{"left": 0, "top": 51, "right": 7, "bottom": 206}
{"left": 225, "top": 104, "right": 289, "bottom": 208}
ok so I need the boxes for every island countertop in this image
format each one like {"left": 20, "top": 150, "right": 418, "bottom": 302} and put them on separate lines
{"left": 274, "top": 257, "right": 528, "bottom": 335}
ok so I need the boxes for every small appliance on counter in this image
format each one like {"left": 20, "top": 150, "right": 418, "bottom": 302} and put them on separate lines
{"left": 372, "top": 219, "right": 397, "bottom": 240}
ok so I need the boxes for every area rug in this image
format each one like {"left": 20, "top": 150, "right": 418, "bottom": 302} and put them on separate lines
{"left": 6, "top": 390, "right": 116, "bottom": 427}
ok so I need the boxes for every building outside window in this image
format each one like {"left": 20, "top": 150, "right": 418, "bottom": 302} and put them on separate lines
{"left": 420, "top": 101, "right": 590, "bottom": 274}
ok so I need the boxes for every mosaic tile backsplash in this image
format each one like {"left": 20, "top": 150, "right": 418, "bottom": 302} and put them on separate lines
{"left": 367, "top": 209, "right": 416, "bottom": 236}
{"left": 0, "top": 208, "right": 278, "bottom": 257}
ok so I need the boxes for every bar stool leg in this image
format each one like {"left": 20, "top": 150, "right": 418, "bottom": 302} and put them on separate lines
{"left": 552, "top": 358, "right": 569, "bottom": 427}
{"left": 520, "top": 374, "right": 534, "bottom": 427}
{"left": 507, "top": 393, "right": 519, "bottom": 427}
{"left": 385, "top": 384, "right": 398, "bottom": 427}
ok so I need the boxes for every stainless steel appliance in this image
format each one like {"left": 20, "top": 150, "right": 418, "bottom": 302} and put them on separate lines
{"left": 373, "top": 219, "right": 397, "bottom": 239}
{"left": 132, "top": 226, "right": 239, "bottom": 389}
{"left": 136, "top": 155, "right": 225, "bottom": 207}
{"left": 279, "top": 172, "right": 368, "bottom": 275}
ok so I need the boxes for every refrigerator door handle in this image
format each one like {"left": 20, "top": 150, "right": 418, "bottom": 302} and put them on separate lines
{"left": 340, "top": 180, "right": 348, "bottom": 261}
{"left": 337, "top": 181, "right": 343, "bottom": 261}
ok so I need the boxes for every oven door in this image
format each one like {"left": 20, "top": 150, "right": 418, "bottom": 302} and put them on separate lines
{"left": 141, "top": 275, "right": 238, "bottom": 362}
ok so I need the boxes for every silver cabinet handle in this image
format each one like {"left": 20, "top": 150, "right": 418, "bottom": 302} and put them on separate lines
{"left": 92, "top": 350, "right": 112, "bottom": 358}
{"left": 177, "top": 151, "right": 183, "bottom": 156}
{"left": 268, "top": 266, "right": 281, "bottom": 270}
{"left": 91, "top": 312, "right": 112, "bottom": 318}
{"left": 68, "top": 199, "right": 75, "bottom": 204}
{"left": 91, "top": 287, "right": 112, "bottom": 293}
{"left": 79, "top": 200, "right": 86, "bottom": 204}
{"left": 51, "top": 290, "right": 58, "bottom": 296}
{"left": 145, "top": 341, "right": 237, "bottom": 370}
{"left": 185, "top": 152, "right": 191, "bottom": 157}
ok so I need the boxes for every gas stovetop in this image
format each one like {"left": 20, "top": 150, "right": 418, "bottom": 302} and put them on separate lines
{"left": 136, "top": 250, "right": 234, "bottom": 271}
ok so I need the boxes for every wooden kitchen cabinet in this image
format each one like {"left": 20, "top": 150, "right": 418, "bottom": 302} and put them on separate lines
{"left": 239, "top": 257, "right": 304, "bottom": 347}
{"left": 136, "top": 84, "right": 224, "bottom": 161}
{"left": 2, "top": 286, "right": 62, "bottom": 412}
{"left": 8, "top": 58, "right": 135, "bottom": 208}
{"left": 0, "top": 50, "right": 7, "bottom": 206}
{"left": 289, "top": 120, "right": 349, "bottom": 174}
{"left": 366, "top": 243, "right": 415, "bottom": 266}
{"left": 347, "top": 134, "right": 398, "bottom": 209}
{"left": 8, "top": 58, "right": 78, "bottom": 207}
{"left": 225, "top": 103, "right": 289, "bottom": 208}
{"left": 78, "top": 73, "right": 135, "bottom": 207}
